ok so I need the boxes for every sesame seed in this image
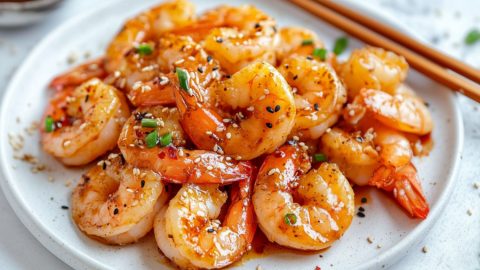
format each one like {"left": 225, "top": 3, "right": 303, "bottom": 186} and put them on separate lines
{"left": 246, "top": 106, "right": 254, "bottom": 112}
{"left": 174, "top": 59, "right": 185, "bottom": 65}
{"left": 63, "top": 140, "right": 71, "bottom": 147}
{"left": 206, "top": 131, "right": 213, "bottom": 135}
{"left": 226, "top": 133, "right": 232, "bottom": 139}
{"left": 422, "top": 246, "right": 428, "bottom": 253}
{"left": 367, "top": 237, "right": 373, "bottom": 244}
{"left": 326, "top": 128, "right": 331, "bottom": 133}
{"left": 133, "top": 168, "right": 140, "bottom": 175}
{"left": 188, "top": 56, "right": 195, "bottom": 61}
{"left": 222, "top": 118, "right": 231, "bottom": 123}
{"left": 207, "top": 165, "right": 213, "bottom": 170}
{"left": 159, "top": 76, "right": 169, "bottom": 85}
{"left": 194, "top": 157, "right": 201, "bottom": 163}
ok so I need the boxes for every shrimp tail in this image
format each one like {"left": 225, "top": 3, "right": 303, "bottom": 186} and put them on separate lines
{"left": 369, "top": 163, "right": 429, "bottom": 219}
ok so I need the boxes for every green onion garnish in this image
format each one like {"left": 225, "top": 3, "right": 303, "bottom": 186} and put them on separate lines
{"left": 465, "top": 29, "right": 480, "bottom": 45}
{"left": 159, "top": 132, "right": 172, "bottom": 147}
{"left": 136, "top": 43, "right": 153, "bottom": 56}
{"left": 176, "top": 68, "right": 191, "bottom": 94}
{"left": 45, "top": 116, "right": 55, "bottom": 133}
{"left": 333, "top": 36, "right": 349, "bottom": 55}
{"left": 284, "top": 213, "right": 297, "bottom": 226}
{"left": 313, "top": 48, "right": 328, "bottom": 61}
{"left": 141, "top": 118, "right": 157, "bottom": 128}
{"left": 301, "top": 39, "right": 314, "bottom": 46}
{"left": 313, "top": 153, "right": 327, "bottom": 162}
{"left": 145, "top": 130, "right": 159, "bottom": 148}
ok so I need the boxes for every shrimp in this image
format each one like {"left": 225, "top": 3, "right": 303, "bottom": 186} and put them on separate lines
{"left": 118, "top": 106, "right": 253, "bottom": 184}
{"left": 344, "top": 88, "right": 433, "bottom": 135}
{"left": 252, "top": 143, "right": 354, "bottom": 250}
{"left": 339, "top": 46, "right": 408, "bottom": 99}
{"left": 278, "top": 55, "right": 347, "bottom": 139}
{"left": 154, "top": 178, "right": 255, "bottom": 269}
{"left": 105, "top": 0, "right": 196, "bottom": 74}
{"left": 275, "top": 27, "right": 324, "bottom": 62}
{"left": 175, "top": 61, "right": 296, "bottom": 160}
{"left": 320, "top": 127, "right": 429, "bottom": 218}
{"left": 49, "top": 58, "right": 107, "bottom": 91}
{"left": 71, "top": 153, "right": 166, "bottom": 245}
{"left": 41, "top": 79, "right": 130, "bottom": 166}
{"left": 199, "top": 5, "right": 279, "bottom": 74}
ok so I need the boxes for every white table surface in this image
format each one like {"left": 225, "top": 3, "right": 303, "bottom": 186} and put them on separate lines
{"left": 0, "top": 0, "right": 478, "bottom": 269}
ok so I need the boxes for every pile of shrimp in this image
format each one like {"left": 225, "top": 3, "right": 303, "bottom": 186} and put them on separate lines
{"left": 40, "top": 0, "right": 433, "bottom": 268}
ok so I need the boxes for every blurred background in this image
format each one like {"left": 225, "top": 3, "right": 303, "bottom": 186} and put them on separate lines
{"left": 0, "top": 0, "right": 478, "bottom": 269}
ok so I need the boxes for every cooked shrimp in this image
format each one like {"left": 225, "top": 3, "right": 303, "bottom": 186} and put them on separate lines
{"left": 118, "top": 106, "right": 253, "bottom": 184}
{"left": 253, "top": 143, "right": 354, "bottom": 250}
{"left": 105, "top": 0, "right": 196, "bottom": 74}
{"left": 344, "top": 88, "right": 433, "bottom": 135}
{"left": 175, "top": 61, "right": 296, "bottom": 160}
{"left": 278, "top": 55, "right": 347, "bottom": 139}
{"left": 320, "top": 127, "right": 429, "bottom": 218}
{"left": 71, "top": 153, "right": 166, "bottom": 245}
{"left": 41, "top": 79, "right": 130, "bottom": 166}
{"left": 197, "top": 5, "right": 278, "bottom": 74}
{"left": 275, "top": 27, "right": 324, "bottom": 62}
{"left": 339, "top": 46, "right": 408, "bottom": 99}
{"left": 154, "top": 178, "right": 255, "bottom": 269}
{"left": 49, "top": 58, "right": 107, "bottom": 91}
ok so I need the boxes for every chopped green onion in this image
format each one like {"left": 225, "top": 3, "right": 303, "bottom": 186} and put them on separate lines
{"left": 145, "top": 130, "right": 159, "bottom": 148}
{"left": 313, "top": 48, "right": 328, "bottom": 61}
{"left": 301, "top": 39, "right": 314, "bottom": 46}
{"left": 284, "top": 213, "right": 297, "bottom": 226}
{"left": 465, "top": 29, "right": 480, "bottom": 45}
{"left": 333, "top": 36, "right": 349, "bottom": 55}
{"left": 176, "top": 68, "right": 191, "bottom": 94}
{"left": 136, "top": 43, "right": 153, "bottom": 56}
{"left": 159, "top": 132, "right": 173, "bottom": 147}
{"left": 141, "top": 118, "right": 157, "bottom": 128}
{"left": 45, "top": 116, "right": 55, "bottom": 132}
{"left": 313, "top": 153, "right": 327, "bottom": 162}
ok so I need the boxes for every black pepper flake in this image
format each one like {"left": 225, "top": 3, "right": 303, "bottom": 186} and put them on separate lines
{"left": 293, "top": 75, "right": 298, "bottom": 80}
{"left": 424, "top": 102, "right": 430, "bottom": 107}
{"left": 225, "top": 74, "right": 231, "bottom": 79}
{"left": 254, "top": 22, "right": 261, "bottom": 28}
{"left": 113, "top": 208, "right": 119, "bottom": 215}
{"left": 274, "top": 105, "right": 281, "bottom": 112}
{"left": 314, "top": 103, "right": 319, "bottom": 111}
{"left": 120, "top": 154, "right": 126, "bottom": 165}
{"left": 207, "top": 228, "right": 215, "bottom": 233}
{"left": 84, "top": 95, "right": 89, "bottom": 103}
{"left": 358, "top": 206, "right": 365, "bottom": 212}
{"left": 306, "top": 56, "right": 313, "bottom": 60}
{"left": 266, "top": 122, "right": 273, "bottom": 128}
{"left": 197, "top": 67, "right": 204, "bottom": 73}
{"left": 102, "top": 162, "right": 107, "bottom": 170}
{"left": 141, "top": 180, "right": 145, "bottom": 188}
{"left": 82, "top": 174, "right": 90, "bottom": 183}
{"left": 168, "top": 234, "right": 173, "bottom": 238}
{"left": 212, "top": 66, "right": 219, "bottom": 71}
{"left": 266, "top": 106, "right": 274, "bottom": 113}
{"left": 61, "top": 205, "right": 69, "bottom": 210}
{"left": 361, "top": 197, "right": 367, "bottom": 203}
{"left": 207, "top": 55, "right": 213, "bottom": 63}
{"left": 216, "top": 37, "right": 223, "bottom": 43}
{"left": 357, "top": 212, "right": 365, "bottom": 218}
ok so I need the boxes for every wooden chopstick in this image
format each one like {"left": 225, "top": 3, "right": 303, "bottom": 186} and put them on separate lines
{"left": 289, "top": 0, "right": 480, "bottom": 103}
{"left": 316, "top": 0, "right": 480, "bottom": 85}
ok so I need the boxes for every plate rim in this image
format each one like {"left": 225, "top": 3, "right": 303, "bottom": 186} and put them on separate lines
{"left": 0, "top": 1, "right": 464, "bottom": 269}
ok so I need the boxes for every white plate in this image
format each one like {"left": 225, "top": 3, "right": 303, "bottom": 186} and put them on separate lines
{"left": 0, "top": 0, "right": 463, "bottom": 269}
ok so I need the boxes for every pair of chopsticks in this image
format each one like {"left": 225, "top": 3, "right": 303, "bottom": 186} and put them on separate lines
{"left": 289, "top": 0, "right": 480, "bottom": 103}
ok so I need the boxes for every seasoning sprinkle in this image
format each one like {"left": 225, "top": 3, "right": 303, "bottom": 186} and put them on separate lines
{"left": 301, "top": 39, "right": 314, "bottom": 46}
{"left": 284, "top": 213, "right": 297, "bottom": 225}
{"left": 145, "top": 130, "right": 159, "bottom": 148}
{"left": 313, "top": 48, "right": 328, "bottom": 60}
{"left": 136, "top": 43, "right": 153, "bottom": 56}
{"left": 61, "top": 205, "right": 69, "bottom": 210}
{"left": 361, "top": 197, "right": 367, "bottom": 204}
{"left": 313, "top": 103, "right": 319, "bottom": 111}
{"left": 141, "top": 180, "right": 145, "bottom": 188}
{"left": 141, "top": 118, "right": 157, "bottom": 128}
{"left": 176, "top": 68, "right": 191, "bottom": 94}
{"left": 266, "top": 122, "right": 273, "bottom": 128}
{"left": 159, "top": 132, "right": 172, "bottom": 147}
{"left": 357, "top": 212, "right": 365, "bottom": 218}
{"left": 465, "top": 29, "right": 480, "bottom": 45}
{"left": 313, "top": 153, "right": 327, "bottom": 162}
{"left": 113, "top": 208, "right": 119, "bottom": 215}
{"left": 274, "top": 105, "right": 281, "bottom": 112}
{"left": 333, "top": 36, "right": 349, "bottom": 55}
{"left": 266, "top": 106, "right": 274, "bottom": 113}
{"left": 45, "top": 116, "right": 55, "bottom": 133}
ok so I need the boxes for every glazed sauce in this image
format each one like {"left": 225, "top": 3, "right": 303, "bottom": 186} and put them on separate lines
{"left": 234, "top": 229, "right": 328, "bottom": 266}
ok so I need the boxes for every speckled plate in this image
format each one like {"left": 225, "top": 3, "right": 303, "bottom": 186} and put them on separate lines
{"left": 0, "top": 0, "right": 463, "bottom": 269}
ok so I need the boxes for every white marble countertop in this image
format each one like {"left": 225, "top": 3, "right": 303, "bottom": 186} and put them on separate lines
{"left": 0, "top": 0, "right": 478, "bottom": 269}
